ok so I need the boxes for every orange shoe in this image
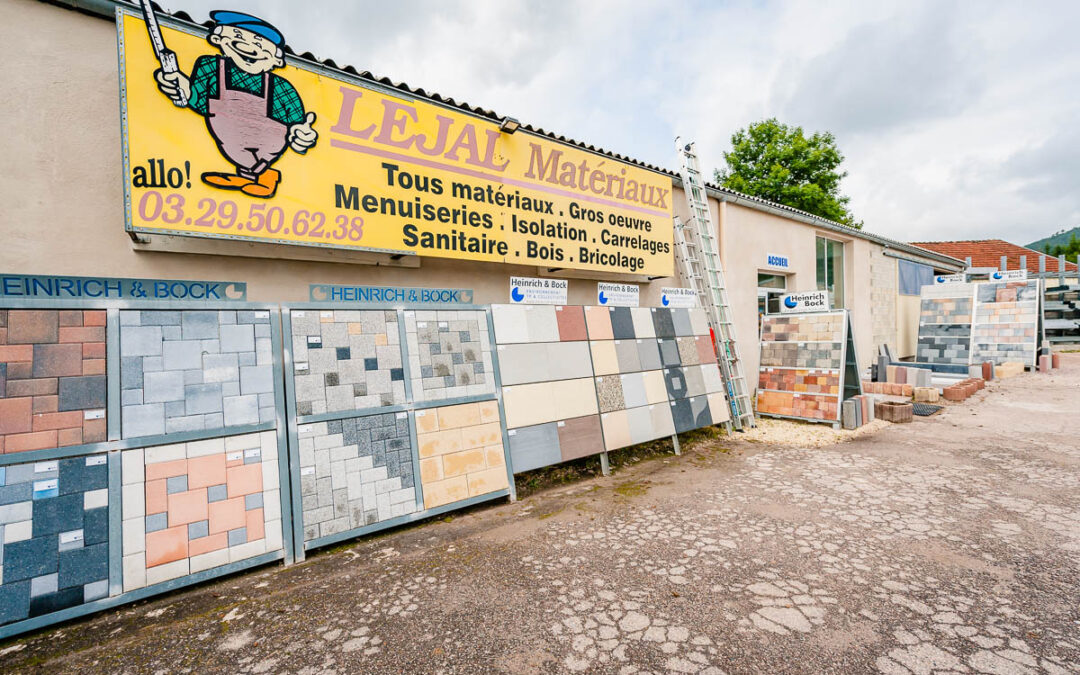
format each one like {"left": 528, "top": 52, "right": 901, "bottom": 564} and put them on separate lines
{"left": 201, "top": 172, "right": 255, "bottom": 190}
{"left": 241, "top": 169, "right": 281, "bottom": 198}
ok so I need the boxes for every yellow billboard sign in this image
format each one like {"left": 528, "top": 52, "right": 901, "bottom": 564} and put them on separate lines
{"left": 117, "top": 9, "right": 674, "bottom": 276}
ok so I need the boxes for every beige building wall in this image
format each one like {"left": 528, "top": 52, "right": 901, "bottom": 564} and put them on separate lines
{"left": 4, "top": 0, "right": 959, "bottom": 399}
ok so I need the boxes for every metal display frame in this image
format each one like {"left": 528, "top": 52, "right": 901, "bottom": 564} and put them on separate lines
{"left": 279, "top": 302, "right": 515, "bottom": 560}
{"left": 0, "top": 297, "right": 295, "bottom": 641}
{"left": 915, "top": 283, "right": 977, "bottom": 368}
{"left": 755, "top": 309, "right": 861, "bottom": 429}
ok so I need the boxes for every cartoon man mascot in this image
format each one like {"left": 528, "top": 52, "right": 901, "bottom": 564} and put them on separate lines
{"left": 153, "top": 10, "right": 317, "bottom": 198}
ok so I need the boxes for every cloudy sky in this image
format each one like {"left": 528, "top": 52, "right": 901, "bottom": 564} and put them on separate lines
{"left": 169, "top": 0, "right": 1080, "bottom": 246}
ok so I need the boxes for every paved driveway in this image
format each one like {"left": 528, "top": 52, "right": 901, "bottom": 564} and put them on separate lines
{"left": 3, "top": 356, "right": 1079, "bottom": 673}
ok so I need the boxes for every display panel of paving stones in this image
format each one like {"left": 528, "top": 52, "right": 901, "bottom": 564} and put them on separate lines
{"left": 290, "top": 310, "right": 404, "bottom": 415}
{"left": 756, "top": 313, "right": 845, "bottom": 421}
{"left": 296, "top": 412, "right": 417, "bottom": 542}
{"left": 971, "top": 281, "right": 1039, "bottom": 366}
{"left": 120, "top": 310, "right": 275, "bottom": 438}
{"left": 0, "top": 455, "right": 109, "bottom": 626}
{"left": 404, "top": 310, "right": 494, "bottom": 402}
{"left": 120, "top": 432, "right": 282, "bottom": 592}
{"left": 916, "top": 284, "right": 974, "bottom": 365}
{"left": 492, "top": 305, "right": 605, "bottom": 473}
{"left": 0, "top": 310, "right": 107, "bottom": 454}
{"left": 416, "top": 401, "right": 508, "bottom": 509}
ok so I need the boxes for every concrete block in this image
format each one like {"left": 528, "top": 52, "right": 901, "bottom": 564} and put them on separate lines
{"left": 913, "top": 387, "right": 939, "bottom": 403}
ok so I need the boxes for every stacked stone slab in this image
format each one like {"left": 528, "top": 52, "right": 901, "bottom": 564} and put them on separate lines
{"left": 971, "top": 281, "right": 1039, "bottom": 367}
{"left": 916, "top": 283, "right": 974, "bottom": 365}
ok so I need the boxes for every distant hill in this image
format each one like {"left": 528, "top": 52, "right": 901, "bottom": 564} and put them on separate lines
{"left": 1026, "top": 226, "right": 1080, "bottom": 253}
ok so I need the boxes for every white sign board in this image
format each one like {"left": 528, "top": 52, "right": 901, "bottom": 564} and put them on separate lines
{"left": 990, "top": 269, "right": 1028, "bottom": 281}
{"left": 509, "top": 276, "right": 568, "bottom": 305}
{"left": 597, "top": 282, "right": 639, "bottom": 307}
{"left": 779, "top": 290, "right": 830, "bottom": 314}
{"left": 934, "top": 273, "right": 966, "bottom": 284}
{"left": 764, "top": 253, "right": 791, "bottom": 270}
{"left": 660, "top": 287, "right": 698, "bottom": 308}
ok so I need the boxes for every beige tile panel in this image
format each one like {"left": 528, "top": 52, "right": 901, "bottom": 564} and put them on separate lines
{"left": 589, "top": 341, "right": 619, "bottom": 376}
{"left": 552, "top": 378, "right": 600, "bottom": 420}
{"left": 642, "top": 370, "right": 668, "bottom": 404}
{"left": 708, "top": 393, "right": 731, "bottom": 424}
{"left": 502, "top": 382, "right": 558, "bottom": 428}
{"left": 600, "top": 409, "right": 631, "bottom": 450}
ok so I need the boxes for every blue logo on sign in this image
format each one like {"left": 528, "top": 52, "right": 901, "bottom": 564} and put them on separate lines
{"left": 599, "top": 291, "right": 609, "bottom": 304}
{"left": 936, "top": 276, "right": 945, "bottom": 283}
{"left": 992, "top": 272, "right": 1003, "bottom": 279}
{"left": 511, "top": 287, "right": 525, "bottom": 302}
{"left": 661, "top": 294, "right": 669, "bottom": 306}
{"left": 783, "top": 296, "right": 798, "bottom": 309}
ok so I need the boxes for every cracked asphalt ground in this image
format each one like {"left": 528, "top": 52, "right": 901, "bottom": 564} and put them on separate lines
{"left": 3, "top": 355, "right": 1079, "bottom": 674}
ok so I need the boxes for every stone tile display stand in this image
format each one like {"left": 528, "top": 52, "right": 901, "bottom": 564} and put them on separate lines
{"left": 916, "top": 283, "right": 975, "bottom": 366}
{"left": 0, "top": 310, "right": 107, "bottom": 454}
{"left": 282, "top": 304, "right": 513, "bottom": 559}
{"left": 589, "top": 306, "right": 729, "bottom": 447}
{"left": 756, "top": 310, "right": 862, "bottom": 428}
{"left": 0, "top": 297, "right": 293, "bottom": 642}
{"left": 492, "top": 304, "right": 605, "bottom": 474}
{"left": 493, "top": 305, "right": 730, "bottom": 474}
{"left": 971, "top": 280, "right": 1040, "bottom": 368}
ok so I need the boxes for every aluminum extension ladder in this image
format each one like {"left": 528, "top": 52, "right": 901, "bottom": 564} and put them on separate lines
{"left": 674, "top": 140, "right": 755, "bottom": 430}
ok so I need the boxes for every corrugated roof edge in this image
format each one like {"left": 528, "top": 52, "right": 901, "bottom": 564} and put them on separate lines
{"left": 49, "top": 0, "right": 964, "bottom": 271}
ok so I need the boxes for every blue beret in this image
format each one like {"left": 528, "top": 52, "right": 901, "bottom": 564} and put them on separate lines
{"left": 210, "top": 10, "right": 285, "bottom": 48}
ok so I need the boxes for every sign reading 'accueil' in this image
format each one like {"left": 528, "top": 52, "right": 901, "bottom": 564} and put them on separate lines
{"left": 765, "top": 253, "right": 790, "bottom": 270}
{"left": 509, "top": 276, "right": 568, "bottom": 305}
{"left": 779, "top": 290, "right": 830, "bottom": 314}
{"left": 117, "top": 8, "right": 673, "bottom": 276}
{"left": 0, "top": 274, "right": 246, "bottom": 300}
{"left": 309, "top": 284, "right": 473, "bottom": 304}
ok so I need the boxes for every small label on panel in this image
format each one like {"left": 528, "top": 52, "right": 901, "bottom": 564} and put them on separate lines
{"left": 405, "top": 311, "right": 415, "bottom": 317}
{"left": 439, "top": 322, "right": 448, "bottom": 328}
{"left": 418, "top": 322, "right": 427, "bottom": 328}
{"left": 636, "top": 339, "right": 641, "bottom": 344}
{"left": 508, "top": 429, "right": 517, "bottom": 436}
{"left": 320, "top": 311, "right": 333, "bottom": 318}
{"left": 84, "top": 409, "right": 105, "bottom": 420}
{"left": 86, "top": 456, "right": 106, "bottom": 466}
{"left": 295, "top": 362, "right": 309, "bottom": 372}
{"left": 557, "top": 421, "right": 565, "bottom": 427}
{"left": 396, "top": 412, "right": 407, "bottom": 420}
{"left": 35, "top": 461, "right": 58, "bottom": 473}
{"left": 309, "top": 336, "right": 322, "bottom": 344}
{"left": 226, "top": 451, "right": 243, "bottom": 461}
{"left": 60, "top": 530, "right": 84, "bottom": 545}
{"left": 498, "top": 345, "right": 505, "bottom": 351}
{"left": 614, "top": 340, "right": 620, "bottom": 345}
{"left": 294, "top": 311, "right": 306, "bottom": 317}
{"left": 416, "top": 410, "right": 427, "bottom": 417}
{"left": 298, "top": 426, "right": 314, "bottom": 435}
{"left": 301, "top": 466, "right": 316, "bottom": 475}
{"left": 244, "top": 448, "right": 260, "bottom": 458}
{"left": 255, "top": 311, "right": 270, "bottom": 319}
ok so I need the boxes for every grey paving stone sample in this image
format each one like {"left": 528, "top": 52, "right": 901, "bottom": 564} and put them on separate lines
{"left": 0, "top": 455, "right": 109, "bottom": 627}
{"left": 508, "top": 422, "right": 562, "bottom": 473}
{"left": 297, "top": 413, "right": 419, "bottom": 541}
{"left": 651, "top": 309, "right": 676, "bottom": 338}
{"left": 609, "top": 308, "right": 636, "bottom": 340}
{"left": 637, "top": 340, "right": 662, "bottom": 371}
{"left": 405, "top": 309, "right": 495, "bottom": 402}
{"left": 292, "top": 309, "right": 405, "bottom": 415}
{"left": 120, "top": 310, "right": 275, "bottom": 437}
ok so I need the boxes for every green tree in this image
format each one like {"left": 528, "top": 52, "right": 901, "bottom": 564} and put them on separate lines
{"left": 1047, "top": 232, "right": 1080, "bottom": 264}
{"left": 715, "top": 118, "right": 861, "bottom": 228}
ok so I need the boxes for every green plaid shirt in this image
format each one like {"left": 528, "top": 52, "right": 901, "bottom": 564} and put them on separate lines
{"left": 187, "top": 55, "right": 305, "bottom": 126}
